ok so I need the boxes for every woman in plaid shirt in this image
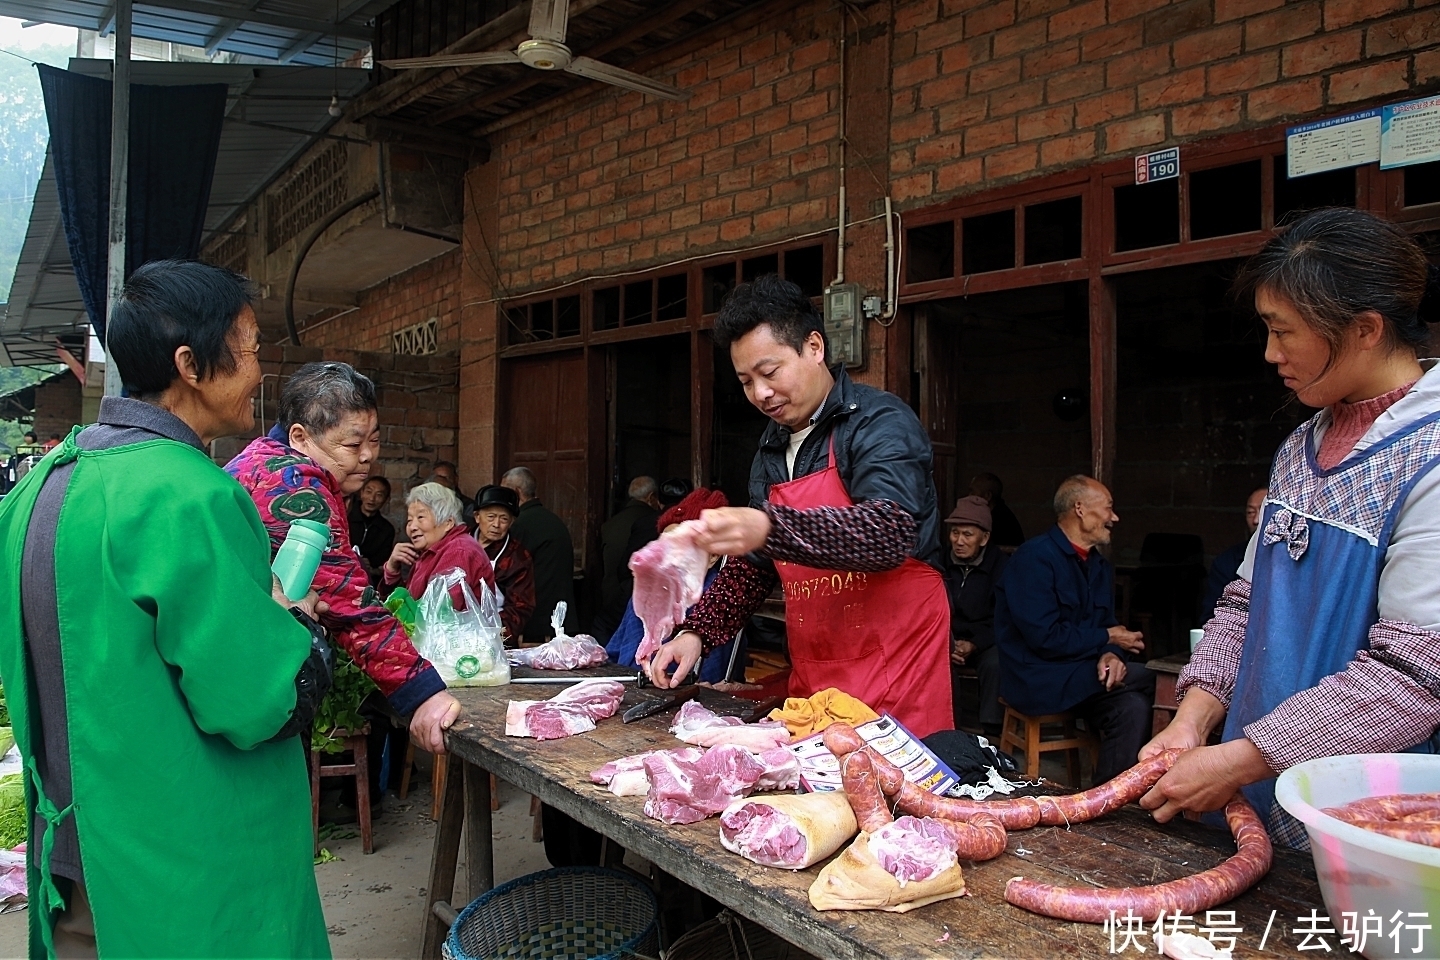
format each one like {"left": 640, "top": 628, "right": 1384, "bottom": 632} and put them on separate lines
{"left": 1139, "top": 208, "right": 1440, "bottom": 846}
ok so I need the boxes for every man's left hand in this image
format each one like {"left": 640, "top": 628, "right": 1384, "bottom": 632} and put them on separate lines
{"left": 1139, "top": 738, "right": 1273, "bottom": 823}
{"left": 693, "top": 507, "right": 771, "bottom": 556}
{"left": 951, "top": 639, "right": 976, "bottom": 665}
{"left": 1097, "top": 651, "right": 1126, "bottom": 690}
{"left": 410, "top": 691, "right": 463, "bottom": 754}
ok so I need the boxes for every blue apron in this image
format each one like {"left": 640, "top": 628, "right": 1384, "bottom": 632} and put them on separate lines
{"left": 1225, "top": 408, "right": 1440, "bottom": 847}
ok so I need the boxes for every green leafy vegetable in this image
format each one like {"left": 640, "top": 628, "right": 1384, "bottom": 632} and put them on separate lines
{"left": 311, "top": 651, "right": 377, "bottom": 754}
{"left": 0, "top": 773, "right": 25, "bottom": 849}
{"left": 314, "top": 847, "right": 340, "bottom": 865}
{"left": 0, "top": 682, "right": 11, "bottom": 727}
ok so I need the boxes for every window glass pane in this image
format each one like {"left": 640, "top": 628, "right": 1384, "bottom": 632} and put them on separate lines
{"left": 505, "top": 306, "right": 530, "bottom": 343}
{"left": 702, "top": 264, "right": 736, "bottom": 313}
{"left": 555, "top": 296, "right": 580, "bottom": 338}
{"left": 623, "top": 281, "right": 653, "bottom": 325}
{"left": 1024, "top": 196, "right": 1083, "bottom": 264}
{"left": 742, "top": 253, "right": 778, "bottom": 280}
{"left": 906, "top": 222, "right": 954, "bottom": 282}
{"left": 1404, "top": 161, "right": 1440, "bottom": 207}
{"left": 530, "top": 300, "right": 554, "bottom": 340}
{"left": 1273, "top": 157, "right": 1355, "bottom": 221}
{"left": 1114, "top": 179, "right": 1180, "bottom": 251}
{"left": 656, "top": 274, "right": 688, "bottom": 321}
{"left": 784, "top": 245, "right": 825, "bottom": 296}
{"left": 962, "top": 210, "right": 1016, "bottom": 274}
{"left": 593, "top": 287, "right": 620, "bottom": 331}
{"left": 1190, "top": 160, "right": 1261, "bottom": 240}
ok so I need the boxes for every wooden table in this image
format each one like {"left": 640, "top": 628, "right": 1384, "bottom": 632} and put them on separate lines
{"left": 1146, "top": 651, "right": 1190, "bottom": 737}
{"left": 423, "top": 673, "right": 1327, "bottom": 959}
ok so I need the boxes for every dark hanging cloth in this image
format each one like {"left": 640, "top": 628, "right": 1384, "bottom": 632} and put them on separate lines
{"left": 38, "top": 64, "right": 227, "bottom": 340}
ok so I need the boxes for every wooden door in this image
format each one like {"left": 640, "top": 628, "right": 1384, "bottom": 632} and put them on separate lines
{"left": 914, "top": 303, "right": 962, "bottom": 513}
{"left": 501, "top": 350, "right": 589, "bottom": 569}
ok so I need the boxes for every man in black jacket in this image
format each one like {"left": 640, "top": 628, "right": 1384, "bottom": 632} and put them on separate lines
{"left": 501, "top": 465, "right": 577, "bottom": 639}
{"left": 942, "top": 495, "right": 1007, "bottom": 737}
{"left": 647, "top": 275, "right": 954, "bottom": 737}
{"left": 594, "top": 475, "right": 662, "bottom": 638}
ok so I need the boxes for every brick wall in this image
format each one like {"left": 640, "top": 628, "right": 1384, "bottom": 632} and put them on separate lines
{"left": 299, "top": 248, "right": 463, "bottom": 354}
{"left": 210, "top": 344, "right": 460, "bottom": 528}
{"left": 888, "top": 0, "right": 1440, "bottom": 201}
{"left": 32, "top": 375, "right": 83, "bottom": 441}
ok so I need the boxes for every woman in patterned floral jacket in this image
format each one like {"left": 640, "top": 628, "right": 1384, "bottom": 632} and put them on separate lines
{"left": 1139, "top": 208, "right": 1440, "bottom": 846}
{"left": 227, "top": 362, "right": 461, "bottom": 753}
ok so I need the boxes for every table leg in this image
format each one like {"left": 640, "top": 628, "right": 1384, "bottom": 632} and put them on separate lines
{"left": 419, "top": 752, "right": 465, "bottom": 960}
{"left": 464, "top": 762, "right": 495, "bottom": 897}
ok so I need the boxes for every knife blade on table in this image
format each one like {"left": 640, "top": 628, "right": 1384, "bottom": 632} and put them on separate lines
{"left": 622, "top": 685, "right": 700, "bottom": 723}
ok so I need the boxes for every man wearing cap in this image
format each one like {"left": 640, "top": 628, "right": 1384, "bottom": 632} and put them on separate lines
{"left": 943, "top": 495, "right": 1009, "bottom": 737}
{"left": 473, "top": 484, "right": 536, "bottom": 643}
{"left": 645, "top": 275, "right": 954, "bottom": 737}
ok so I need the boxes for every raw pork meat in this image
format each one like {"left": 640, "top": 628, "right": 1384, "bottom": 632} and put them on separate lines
{"left": 753, "top": 746, "right": 801, "bottom": 791}
{"left": 628, "top": 521, "right": 709, "bottom": 664}
{"left": 643, "top": 744, "right": 768, "bottom": 824}
{"left": 670, "top": 701, "right": 791, "bottom": 751}
{"left": 590, "top": 748, "right": 705, "bottom": 797}
{"left": 868, "top": 817, "right": 960, "bottom": 887}
{"left": 505, "top": 679, "right": 626, "bottom": 740}
{"left": 507, "top": 634, "right": 609, "bottom": 670}
{"left": 720, "top": 803, "right": 807, "bottom": 868}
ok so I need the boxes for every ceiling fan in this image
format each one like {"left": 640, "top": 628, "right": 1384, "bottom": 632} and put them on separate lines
{"left": 378, "top": 0, "right": 688, "bottom": 102}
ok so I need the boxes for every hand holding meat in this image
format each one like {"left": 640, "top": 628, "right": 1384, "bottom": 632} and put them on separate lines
{"left": 690, "top": 506, "right": 771, "bottom": 556}
{"left": 645, "top": 631, "right": 703, "bottom": 689}
{"left": 1140, "top": 738, "right": 1274, "bottom": 823}
{"left": 629, "top": 522, "right": 709, "bottom": 664}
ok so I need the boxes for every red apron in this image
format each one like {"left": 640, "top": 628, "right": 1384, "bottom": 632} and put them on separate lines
{"left": 768, "top": 439, "right": 954, "bottom": 738}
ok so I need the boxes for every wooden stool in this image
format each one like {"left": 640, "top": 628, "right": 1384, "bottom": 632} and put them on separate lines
{"left": 399, "top": 742, "right": 499, "bottom": 818}
{"left": 310, "top": 725, "right": 373, "bottom": 855}
{"left": 998, "top": 701, "right": 1098, "bottom": 786}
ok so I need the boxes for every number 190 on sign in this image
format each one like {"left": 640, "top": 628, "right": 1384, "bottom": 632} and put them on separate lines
{"left": 1135, "top": 148, "right": 1180, "bottom": 184}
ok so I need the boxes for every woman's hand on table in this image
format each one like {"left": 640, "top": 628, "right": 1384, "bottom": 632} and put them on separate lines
{"left": 411, "top": 691, "right": 463, "bottom": 754}
{"left": 385, "top": 542, "right": 419, "bottom": 576}
{"left": 645, "top": 631, "right": 703, "bottom": 688}
{"left": 1139, "top": 738, "right": 1274, "bottom": 823}
{"left": 692, "top": 507, "right": 771, "bottom": 556}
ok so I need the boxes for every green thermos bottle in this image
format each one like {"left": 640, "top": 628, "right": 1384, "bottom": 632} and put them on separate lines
{"left": 272, "top": 519, "right": 331, "bottom": 601}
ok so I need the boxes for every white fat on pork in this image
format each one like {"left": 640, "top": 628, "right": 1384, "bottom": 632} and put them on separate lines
{"left": 628, "top": 522, "right": 709, "bottom": 663}
{"left": 1154, "top": 932, "right": 1234, "bottom": 960}
{"left": 868, "top": 817, "right": 960, "bottom": 887}
{"left": 670, "top": 701, "right": 791, "bottom": 751}
{"left": 504, "top": 679, "right": 626, "bottom": 740}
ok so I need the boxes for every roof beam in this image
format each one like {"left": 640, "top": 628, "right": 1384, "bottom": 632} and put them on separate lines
{"left": 276, "top": 0, "right": 373, "bottom": 65}
{"left": 130, "top": 0, "right": 372, "bottom": 41}
{"left": 203, "top": 18, "right": 243, "bottom": 53}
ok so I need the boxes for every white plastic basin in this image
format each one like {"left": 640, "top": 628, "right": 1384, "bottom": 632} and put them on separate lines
{"left": 1274, "top": 753, "right": 1440, "bottom": 960}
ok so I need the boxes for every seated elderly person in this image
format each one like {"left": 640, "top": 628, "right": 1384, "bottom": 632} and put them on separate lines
{"left": 384, "top": 482, "right": 495, "bottom": 608}
{"left": 994, "top": 475, "right": 1154, "bottom": 784}
{"left": 472, "top": 484, "right": 536, "bottom": 643}
{"left": 227, "top": 362, "right": 459, "bottom": 753}
{"left": 942, "top": 495, "right": 1008, "bottom": 738}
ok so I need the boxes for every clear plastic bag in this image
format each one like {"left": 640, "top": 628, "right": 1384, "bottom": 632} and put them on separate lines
{"left": 506, "top": 602, "right": 610, "bottom": 670}
{"left": 413, "top": 567, "right": 510, "bottom": 687}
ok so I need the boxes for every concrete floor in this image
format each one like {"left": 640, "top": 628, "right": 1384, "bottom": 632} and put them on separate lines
{"left": 0, "top": 776, "right": 550, "bottom": 960}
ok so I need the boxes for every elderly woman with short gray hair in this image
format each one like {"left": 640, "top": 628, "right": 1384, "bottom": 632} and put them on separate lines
{"left": 383, "top": 481, "right": 495, "bottom": 612}
{"left": 227, "top": 361, "right": 461, "bottom": 754}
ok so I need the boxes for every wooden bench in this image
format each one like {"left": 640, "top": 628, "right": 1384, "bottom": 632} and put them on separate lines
{"left": 310, "top": 725, "right": 373, "bottom": 855}
{"left": 998, "top": 701, "right": 1097, "bottom": 786}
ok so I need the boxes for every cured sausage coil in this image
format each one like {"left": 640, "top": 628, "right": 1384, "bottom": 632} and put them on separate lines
{"left": 933, "top": 813, "right": 1008, "bottom": 862}
{"left": 859, "top": 747, "right": 1045, "bottom": 829}
{"left": 1003, "top": 795, "right": 1273, "bottom": 923}
{"left": 841, "top": 751, "right": 893, "bottom": 834}
{"left": 1031, "top": 749, "right": 1182, "bottom": 826}
{"left": 1322, "top": 793, "right": 1440, "bottom": 847}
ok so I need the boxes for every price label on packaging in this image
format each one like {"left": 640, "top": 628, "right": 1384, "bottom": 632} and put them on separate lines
{"left": 1134, "top": 148, "right": 1179, "bottom": 184}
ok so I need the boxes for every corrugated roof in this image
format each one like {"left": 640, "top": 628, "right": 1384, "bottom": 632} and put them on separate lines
{"left": 0, "top": 59, "right": 370, "bottom": 365}
{"left": 0, "top": 0, "right": 384, "bottom": 66}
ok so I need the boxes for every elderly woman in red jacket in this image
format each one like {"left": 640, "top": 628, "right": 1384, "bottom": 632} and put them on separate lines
{"left": 384, "top": 481, "right": 496, "bottom": 609}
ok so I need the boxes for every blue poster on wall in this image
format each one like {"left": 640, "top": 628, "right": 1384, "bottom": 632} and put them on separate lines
{"left": 1380, "top": 95, "right": 1440, "bottom": 170}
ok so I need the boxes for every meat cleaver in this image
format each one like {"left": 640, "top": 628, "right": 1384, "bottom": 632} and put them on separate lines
{"left": 621, "top": 685, "right": 700, "bottom": 723}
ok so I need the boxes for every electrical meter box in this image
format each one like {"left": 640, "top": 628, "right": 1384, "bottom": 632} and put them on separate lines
{"left": 823, "top": 282, "right": 865, "bottom": 367}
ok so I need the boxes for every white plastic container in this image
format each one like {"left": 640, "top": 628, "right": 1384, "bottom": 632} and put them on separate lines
{"left": 1274, "top": 753, "right": 1440, "bottom": 959}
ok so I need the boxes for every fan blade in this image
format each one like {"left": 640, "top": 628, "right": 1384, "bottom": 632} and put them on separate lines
{"left": 379, "top": 50, "right": 521, "bottom": 69}
{"left": 566, "top": 57, "right": 687, "bottom": 101}
{"left": 528, "top": 0, "right": 569, "bottom": 42}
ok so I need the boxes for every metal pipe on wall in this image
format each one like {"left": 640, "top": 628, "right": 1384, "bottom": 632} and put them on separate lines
{"left": 103, "top": 0, "right": 131, "bottom": 397}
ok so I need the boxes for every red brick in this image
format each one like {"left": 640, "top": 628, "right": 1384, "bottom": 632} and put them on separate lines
{"left": 993, "top": 18, "right": 1049, "bottom": 57}
{"left": 1105, "top": 45, "right": 1171, "bottom": 87}
{"left": 1049, "top": 0, "right": 1107, "bottom": 40}
{"left": 964, "top": 117, "right": 1018, "bottom": 153}
{"left": 937, "top": 95, "right": 991, "bottom": 131}
{"left": 1171, "top": 96, "right": 1243, "bottom": 135}
{"left": 971, "top": 57, "right": 1023, "bottom": 92}
{"left": 1214, "top": 0, "right": 1283, "bottom": 22}
{"left": 1105, "top": 113, "right": 1166, "bottom": 152}
{"left": 1366, "top": 11, "right": 1439, "bottom": 57}
{"left": 984, "top": 143, "right": 1039, "bottom": 179}
{"left": 989, "top": 80, "right": 1046, "bottom": 117}
{"left": 892, "top": 171, "right": 935, "bottom": 201}
{"left": 920, "top": 72, "right": 971, "bottom": 107}
{"left": 754, "top": 207, "right": 790, "bottom": 233}
{"left": 1243, "top": 2, "right": 1321, "bottom": 49}
{"left": 896, "top": 0, "right": 941, "bottom": 32}
{"left": 790, "top": 38, "right": 834, "bottom": 72}
{"left": 1018, "top": 0, "right": 1069, "bottom": 20}
{"left": 1144, "top": 0, "right": 1212, "bottom": 44}
{"left": 1419, "top": 48, "right": 1440, "bottom": 84}
{"left": 1082, "top": 21, "right": 1145, "bottom": 61}
{"left": 1172, "top": 24, "right": 1243, "bottom": 66}
{"left": 936, "top": 156, "right": 985, "bottom": 192}
{"left": 1023, "top": 39, "right": 1080, "bottom": 78}
{"left": 941, "top": 37, "right": 993, "bottom": 74}
{"left": 966, "top": 1, "right": 1017, "bottom": 38}
{"left": 1075, "top": 88, "right": 1137, "bottom": 127}
{"left": 1246, "top": 77, "right": 1324, "bottom": 121}
{"left": 893, "top": 110, "right": 938, "bottom": 141}
{"left": 1208, "top": 51, "right": 1279, "bottom": 94}
{"left": 1045, "top": 63, "right": 1106, "bottom": 103}
{"left": 1017, "top": 104, "right": 1075, "bottom": 140}
{"left": 1137, "top": 66, "right": 1206, "bottom": 108}
{"left": 1040, "top": 130, "right": 1096, "bottom": 166}
{"left": 1323, "top": 0, "right": 1408, "bottom": 30}
{"left": 1281, "top": 30, "right": 1362, "bottom": 77}
{"left": 894, "top": 53, "right": 940, "bottom": 87}
{"left": 1107, "top": 0, "right": 1170, "bottom": 21}
{"left": 1327, "top": 58, "right": 1410, "bottom": 104}
{"left": 915, "top": 132, "right": 964, "bottom": 165}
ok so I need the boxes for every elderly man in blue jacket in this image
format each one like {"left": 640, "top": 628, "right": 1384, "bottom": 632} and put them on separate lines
{"left": 994, "top": 475, "right": 1155, "bottom": 784}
